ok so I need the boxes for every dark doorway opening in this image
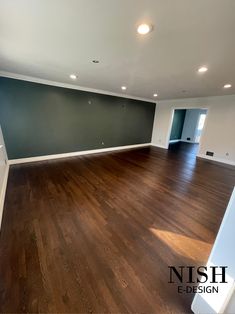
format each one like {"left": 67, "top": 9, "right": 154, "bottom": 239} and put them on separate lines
{"left": 169, "top": 108, "right": 208, "bottom": 157}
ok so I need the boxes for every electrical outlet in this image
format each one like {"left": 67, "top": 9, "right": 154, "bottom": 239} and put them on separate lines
{"left": 102, "top": 142, "right": 104, "bottom": 145}
{"left": 226, "top": 152, "right": 229, "bottom": 156}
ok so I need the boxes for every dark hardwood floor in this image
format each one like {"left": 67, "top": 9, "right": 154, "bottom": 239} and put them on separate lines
{"left": 0, "top": 143, "right": 234, "bottom": 313}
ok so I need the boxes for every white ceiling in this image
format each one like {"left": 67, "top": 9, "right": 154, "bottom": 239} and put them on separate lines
{"left": 0, "top": 0, "right": 235, "bottom": 101}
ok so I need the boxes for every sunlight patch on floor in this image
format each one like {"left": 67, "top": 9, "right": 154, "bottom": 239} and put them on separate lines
{"left": 149, "top": 228, "right": 211, "bottom": 262}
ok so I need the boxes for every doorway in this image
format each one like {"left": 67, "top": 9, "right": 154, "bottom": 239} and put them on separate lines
{"left": 168, "top": 108, "right": 208, "bottom": 157}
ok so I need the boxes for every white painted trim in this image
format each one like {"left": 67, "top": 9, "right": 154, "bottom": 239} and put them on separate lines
{"left": 9, "top": 143, "right": 151, "bottom": 165}
{"left": 169, "top": 139, "right": 199, "bottom": 144}
{"left": 197, "top": 154, "right": 235, "bottom": 166}
{"left": 151, "top": 143, "right": 168, "bottom": 149}
{"left": 180, "top": 139, "right": 198, "bottom": 144}
{"left": 169, "top": 139, "right": 181, "bottom": 143}
{"left": 166, "top": 108, "right": 176, "bottom": 149}
{"left": 0, "top": 71, "right": 156, "bottom": 104}
{"left": 0, "top": 163, "right": 9, "bottom": 229}
{"left": 166, "top": 108, "right": 209, "bottom": 149}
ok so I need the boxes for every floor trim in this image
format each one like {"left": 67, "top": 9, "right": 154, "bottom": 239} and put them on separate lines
{"left": 169, "top": 139, "right": 198, "bottom": 144}
{"left": 151, "top": 143, "right": 168, "bottom": 149}
{"left": 169, "top": 139, "right": 181, "bottom": 143}
{"left": 0, "top": 164, "right": 9, "bottom": 229}
{"left": 180, "top": 139, "right": 198, "bottom": 144}
{"left": 197, "top": 154, "right": 235, "bottom": 166}
{"left": 9, "top": 143, "right": 151, "bottom": 165}
{"left": 9, "top": 144, "right": 235, "bottom": 167}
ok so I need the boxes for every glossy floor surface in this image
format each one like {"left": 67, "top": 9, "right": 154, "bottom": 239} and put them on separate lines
{"left": 0, "top": 143, "right": 234, "bottom": 313}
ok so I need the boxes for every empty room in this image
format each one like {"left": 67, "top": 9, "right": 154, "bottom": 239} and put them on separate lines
{"left": 0, "top": 1, "right": 235, "bottom": 313}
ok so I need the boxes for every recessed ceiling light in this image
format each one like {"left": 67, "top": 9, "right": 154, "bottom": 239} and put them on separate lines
{"left": 70, "top": 74, "right": 77, "bottom": 80}
{"left": 121, "top": 86, "right": 127, "bottom": 90}
{"left": 92, "top": 60, "right": 99, "bottom": 64}
{"left": 198, "top": 66, "right": 208, "bottom": 73}
{"left": 137, "top": 23, "right": 152, "bottom": 35}
{"left": 224, "top": 84, "right": 232, "bottom": 89}
{"left": 153, "top": 93, "right": 158, "bottom": 97}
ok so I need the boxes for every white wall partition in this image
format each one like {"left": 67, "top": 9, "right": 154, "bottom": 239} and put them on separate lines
{"left": 192, "top": 187, "right": 235, "bottom": 313}
{"left": 0, "top": 125, "right": 8, "bottom": 227}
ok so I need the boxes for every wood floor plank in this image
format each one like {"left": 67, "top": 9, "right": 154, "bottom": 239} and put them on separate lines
{"left": 0, "top": 143, "right": 234, "bottom": 313}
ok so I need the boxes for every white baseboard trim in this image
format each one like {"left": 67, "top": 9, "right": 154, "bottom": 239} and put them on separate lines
{"left": 152, "top": 141, "right": 199, "bottom": 148}
{"left": 151, "top": 143, "right": 168, "bottom": 149}
{"left": 169, "top": 139, "right": 181, "bottom": 143}
{"left": 9, "top": 143, "right": 151, "bottom": 165}
{"left": 169, "top": 139, "right": 198, "bottom": 144}
{"left": 181, "top": 139, "right": 198, "bottom": 144}
{"left": 0, "top": 164, "right": 9, "bottom": 229}
{"left": 197, "top": 154, "right": 235, "bottom": 166}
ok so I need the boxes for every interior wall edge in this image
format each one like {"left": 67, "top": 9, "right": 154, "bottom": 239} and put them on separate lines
{"left": 0, "top": 163, "right": 9, "bottom": 230}
{"left": 8, "top": 143, "right": 151, "bottom": 165}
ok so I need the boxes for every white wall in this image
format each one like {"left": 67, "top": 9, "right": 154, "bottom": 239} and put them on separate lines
{"left": 151, "top": 94, "right": 235, "bottom": 165}
{"left": 226, "top": 290, "right": 235, "bottom": 313}
{"left": 192, "top": 187, "right": 235, "bottom": 313}
{"left": 181, "top": 109, "right": 207, "bottom": 143}
{"left": 0, "top": 125, "right": 8, "bottom": 227}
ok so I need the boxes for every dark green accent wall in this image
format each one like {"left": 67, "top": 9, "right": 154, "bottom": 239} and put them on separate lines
{"left": 0, "top": 77, "right": 155, "bottom": 159}
{"left": 170, "top": 109, "right": 186, "bottom": 140}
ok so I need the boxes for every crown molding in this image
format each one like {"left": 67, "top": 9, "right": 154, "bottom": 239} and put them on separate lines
{"left": 0, "top": 71, "right": 156, "bottom": 103}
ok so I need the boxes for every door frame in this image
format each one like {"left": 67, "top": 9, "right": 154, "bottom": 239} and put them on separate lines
{"left": 166, "top": 107, "right": 210, "bottom": 152}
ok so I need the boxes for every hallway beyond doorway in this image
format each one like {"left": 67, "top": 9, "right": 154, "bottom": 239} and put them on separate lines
{"left": 168, "top": 109, "right": 208, "bottom": 159}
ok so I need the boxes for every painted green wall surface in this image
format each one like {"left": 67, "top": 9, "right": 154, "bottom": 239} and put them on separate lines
{"left": 170, "top": 109, "right": 186, "bottom": 140}
{"left": 0, "top": 77, "right": 155, "bottom": 159}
